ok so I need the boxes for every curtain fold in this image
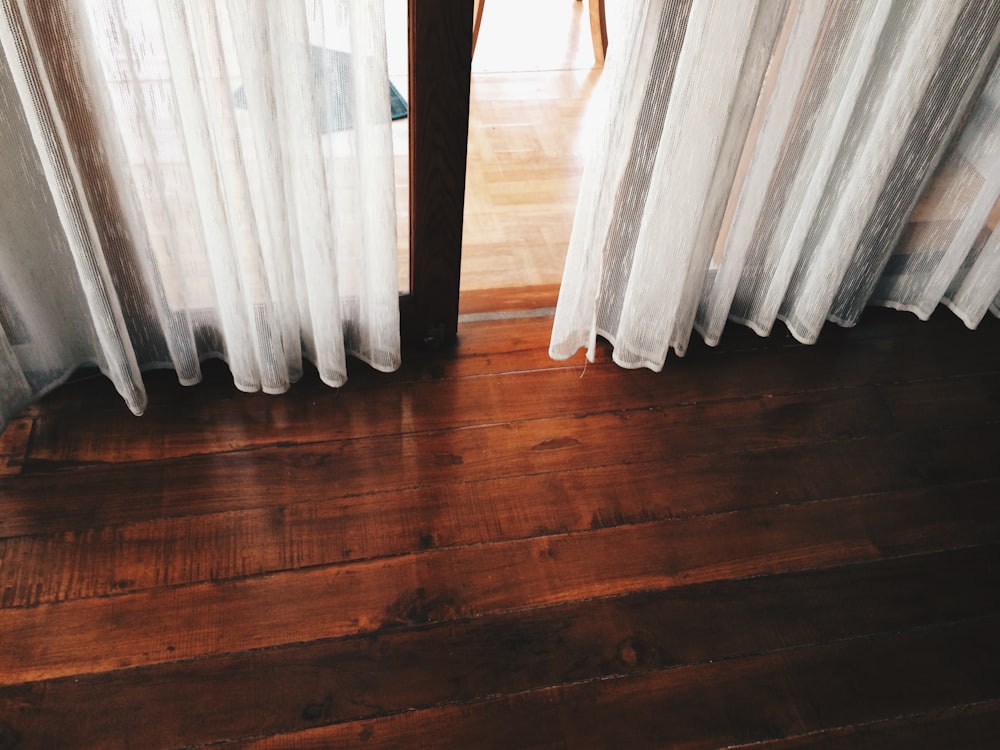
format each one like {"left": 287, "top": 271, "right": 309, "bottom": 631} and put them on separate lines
{"left": 0, "top": 0, "right": 399, "bottom": 432}
{"left": 551, "top": 0, "right": 1000, "bottom": 370}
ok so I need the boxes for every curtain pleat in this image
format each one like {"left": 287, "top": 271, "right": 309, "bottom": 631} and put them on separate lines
{"left": 551, "top": 0, "right": 1000, "bottom": 370}
{"left": 874, "top": 57, "right": 1000, "bottom": 327}
{"left": 1, "top": 0, "right": 147, "bottom": 413}
{"left": 0, "top": 0, "right": 400, "bottom": 432}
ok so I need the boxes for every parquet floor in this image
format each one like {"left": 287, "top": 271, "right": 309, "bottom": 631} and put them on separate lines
{"left": 1, "top": 305, "right": 999, "bottom": 747}
{"left": 460, "top": 0, "right": 616, "bottom": 290}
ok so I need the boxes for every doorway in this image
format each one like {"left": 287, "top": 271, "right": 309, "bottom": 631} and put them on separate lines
{"left": 462, "top": 0, "right": 613, "bottom": 294}
{"left": 397, "top": 2, "right": 618, "bottom": 345}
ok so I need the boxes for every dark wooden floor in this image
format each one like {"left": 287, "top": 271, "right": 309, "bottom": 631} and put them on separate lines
{"left": 1, "top": 304, "right": 999, "bottom": 748}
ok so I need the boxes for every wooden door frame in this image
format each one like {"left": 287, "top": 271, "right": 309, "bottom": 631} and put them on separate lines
{"left": 400, "top": 1, "right": 473, "bottom": 349}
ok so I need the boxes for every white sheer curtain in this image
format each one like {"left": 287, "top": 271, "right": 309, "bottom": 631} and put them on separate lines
{"left": 0, "top": 0, "right": 399, "bottom": 432}
{"left": 551, "top": 0, "right": 1000, "bottom": 369}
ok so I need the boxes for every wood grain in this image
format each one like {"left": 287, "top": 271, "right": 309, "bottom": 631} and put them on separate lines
{"left": 2, "top": 385, "right": 904, "bottom": 536}
{"left": 230, "top": 616, "right": 1000, "bottom": 749}
{"left": 3, "top": 429, "right": 999, "bottom": 605}
{"left": 1, "top": 308, "right": 998, "bottom": 746}
{"left": 23, "top": 328, "right": 1000, "bottom": 467}
{"left": 3, "top": 544, "right": 994, "bottom": 749}
{"left": 0, "top": 418, "right": 30, "bottom": 477}
{"left": 3, "top": 479, "right": 999, "bottom": 685}
{"left": 745, "top": 701, "right": 1000, "bottom": 748}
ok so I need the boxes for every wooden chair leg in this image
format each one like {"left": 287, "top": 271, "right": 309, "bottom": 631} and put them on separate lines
{"left": 472, "top": 0, "right": 485, "bottom": 58}
{"left": 589, "top": 0, "right": 607, "bottom": 65}
{"left": 474, "top": 0, "right": 605, "bottom": 64}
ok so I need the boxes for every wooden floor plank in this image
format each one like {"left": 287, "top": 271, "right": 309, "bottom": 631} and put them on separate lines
{"left": 1, "top": 481, "right": 997, "bottom": 685}
{"left": 2, "top": 545, "right": 997, "bottom": 749}
{"left": 878, "top": 371, "right": 1000, "bottom": 431}
{"left": 22, "top": 354, "right": 883, "bottom": 466}
{"left": 1, "top": 438, "right": 997, "bottom": 609}
{"left": 226, "top": 615, "right": 1000, "bottom": 749}
{"left": 2, "top": 385, "right": 900, "bottom": 528}
{"left": 0, "top": 418, "right": 31, "bottom": 477}
{"left": 0, "top": 429, "right": 1000, "bottom": 606}
{"left": 739, "top": 701, "right": 1000, "bottom": 749}
{"left": 26, "top": 364, "right": 851, "bottom": 466}
{"left": 23, "top": 323, "right": 1000, "bottom": 467}
{"left": 458, "top": 283, "right": 560, "bottom": 313}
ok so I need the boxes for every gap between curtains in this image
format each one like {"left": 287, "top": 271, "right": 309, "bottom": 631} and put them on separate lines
{"left": 0, "top": 0, "right": 400, "bottom": 433}
{"left": 551, "top": 0, "right": 1000, "bottom": 370}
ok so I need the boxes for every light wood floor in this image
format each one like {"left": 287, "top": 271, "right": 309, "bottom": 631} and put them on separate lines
{"left": 462, "top": 0, "right": 618, "bottom": 291}
{"left": 461, "top": 67, "right": 603, "bottom": 290}
{"left": 1, "top": 307, "right": 999, "bottom": 747}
